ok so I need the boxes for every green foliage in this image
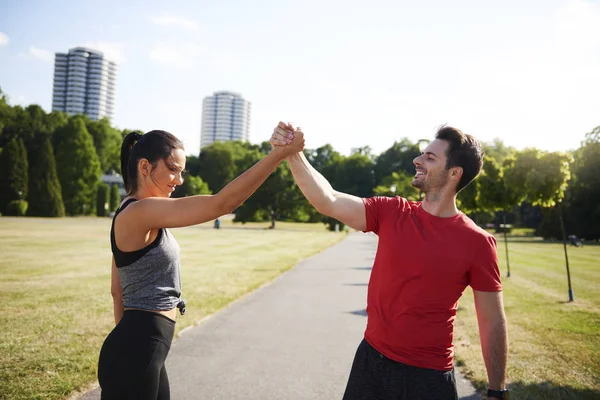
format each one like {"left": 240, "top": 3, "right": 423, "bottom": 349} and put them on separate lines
{"left": 86, "top": 117, "right": 122, "bottom": 173}
{"left": 198, "top": 141, "right": 243, "bottom": 192}
{"left": 53, "top": 116, "right": 102, "bottom": 215}
{"left": 0, "top": 88, "right": 596, "bottom": 238}
{"left": 6, "top": 200, "right": 28, "bottom": 216}
{"left": 540, "top": 125, "right": 600, "bottom": 240}
{"left": 457, "top": 177, "right": 480, "bottom": 214}
{"left": 333, "top": 153, "right": 375, "bottom": 198}
{"left": 109, "top": 184, "right": 120, "bottom": 212}
{"left": 96, "top": 183, "right": 109, "bottom": 217}
{"left": 526, "top": 153, "right": 570, "bottom": 208}
{"left": 373, "top": 138, "right": 420, "bottom": 185}
{"left": 172, "top": 175, "right": 212, "bottom": 198}
{"left": 482, "top": 138, "right": 516, "bottom": 164}
{"left": 185, "top": 154, "right": 202, "bottom": 176}
{"left": 373, "top": 171, "right": 420, "bottom": 200}
{"left": 0, "top": 137, "right": 28, "bottom": 214}
{"left": 27, "top": 134, "right": 65, "bottom": 217}
{"left": 0, "top": 88, "right": 16, "bottom": 138}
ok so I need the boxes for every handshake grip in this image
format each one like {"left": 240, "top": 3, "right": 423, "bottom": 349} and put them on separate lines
{"left": 270, "top": 122, "right": 305, "bottom": 154}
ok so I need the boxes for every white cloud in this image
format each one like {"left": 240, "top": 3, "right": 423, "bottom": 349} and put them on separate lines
{"left": 0, "top": 32, "right": 8, "bottom": 46}
{"left": 29, "top": 46, "right": 54, "bottom": 62}
{"left": 149, "top": 14, "right": 199, "bottom": 31}
{"left": 78, "top": 41, "right": 126, "bottom": 64}
{"left": 149, "top": 42, "right": 203, "bottom": 69}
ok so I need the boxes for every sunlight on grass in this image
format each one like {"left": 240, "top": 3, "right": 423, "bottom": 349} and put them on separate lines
{"left": 454, "top": 236, "right": 600, "bottom": 400}
{"left": 0, "top": 217, "right": 345, "bottom": 400}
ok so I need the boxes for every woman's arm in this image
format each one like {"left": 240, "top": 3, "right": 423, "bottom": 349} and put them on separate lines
{"left": 110, "top": 257, "right": 124, "bottom": 325}
{"left": 121, "top": 133, "right": 304, "bottom": 231}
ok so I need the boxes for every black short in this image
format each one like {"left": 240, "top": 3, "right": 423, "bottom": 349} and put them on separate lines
{"left": 343, "top": 339, "right": 458, "bottom": 400}
{"left": 98, "top": 310, "right": 175, "bottom": 400}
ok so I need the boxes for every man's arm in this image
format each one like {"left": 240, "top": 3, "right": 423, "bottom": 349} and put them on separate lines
{"left": 473, "top": 290, "right": 508, "bottom": 395}
{"left": 286, "top": 151, "right": 367, "bottom": 231}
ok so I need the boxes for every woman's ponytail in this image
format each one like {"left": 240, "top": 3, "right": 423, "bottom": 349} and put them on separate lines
{"left": 120, "top": 132, "right": 142, "bottom": 193}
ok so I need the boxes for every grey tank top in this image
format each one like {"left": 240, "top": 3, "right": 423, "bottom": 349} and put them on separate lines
{"left": 110, "top": 198, "right": 183, "bottom": 312}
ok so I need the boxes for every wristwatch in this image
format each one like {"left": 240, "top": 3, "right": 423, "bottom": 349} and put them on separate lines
{"left": 487, "top": 388, "right": 509, "bottom": 399}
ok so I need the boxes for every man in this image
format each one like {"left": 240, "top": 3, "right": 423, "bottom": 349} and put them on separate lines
{"left": 270, "top": 123, "right": 508, "bottom": 400}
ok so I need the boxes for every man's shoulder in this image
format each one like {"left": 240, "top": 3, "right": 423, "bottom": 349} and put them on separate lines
{"left": 365, "top": 196, "right": 420, "bottom": 211}
{"left": 458, "top": 213, "right": 495, "bottom": 240}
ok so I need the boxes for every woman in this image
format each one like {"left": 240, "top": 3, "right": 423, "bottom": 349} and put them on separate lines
{"left": 98, "top": 129, "right": 303, "bottom": 399}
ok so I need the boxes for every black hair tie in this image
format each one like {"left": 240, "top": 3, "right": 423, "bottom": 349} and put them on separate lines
{"left": 177, "top": 299, "right": 186, "bottom": 315}
{"left": 134, "top": 132, "right": 142, "bottom": 141}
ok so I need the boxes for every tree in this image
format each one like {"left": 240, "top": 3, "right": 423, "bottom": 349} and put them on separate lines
{"left": 198, "top": 141, "right": 240, "bottom": 192}
{"left": 109, "top": 184, "right": 121, "bottom": 212}
{"left": 373, "top": 139, "right": 420, "bottom": 186}
{"left": 0, "top": 88, "right": 16, "bottom": 141}
{"left": 530, "top": 151, "right": 573, "bottom": 301}
{"left": 53, "top": 116, "right": 102, "bottom": 215}
{"left": 27, "top": 134, "right": 65, "bottom": 217}
{"left": 482, "top": 138, "right": 516, "bottom": 164}
{"left": 478, "top": 156, "right": 521, "bottom": 277}
{"left": 185, "top": 155, "right": 202, "bottom": 177}
{"left": 96, "top": 183, "right": 109, "bottom": 217}
{"left": 172, "top": 175, "right": 211, "bottom": 198}
{"left": 506, "top": 148, "right": 573, "bottom": 299}
{"left": 302, "top": 144, "right": 344, "bottom": 223}
{"left": 86, "top": 118, "right": 122, "bottom": 173}
{"left": 567, "top": 126, "right": 600, "bottom": 240}
{"left": 373, "top": 171, "right": 420, "bottom": 200}
{"left": 0, "top": 137, "right": 28, "bottom": 214}
{"left": 322, "top": 152, "right": 375, "bottom": 231}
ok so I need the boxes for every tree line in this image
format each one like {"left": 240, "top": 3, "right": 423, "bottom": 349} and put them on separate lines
{"left": 1, "top": 88, "right": 598, "bottom": 241}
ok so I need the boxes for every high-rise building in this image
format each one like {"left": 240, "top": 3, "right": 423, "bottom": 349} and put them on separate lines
{"left": 200, "top": 91, "right": 251, "bottom": 150}
{"left": 51, "top": 47, "right": 118, "bottom": 121}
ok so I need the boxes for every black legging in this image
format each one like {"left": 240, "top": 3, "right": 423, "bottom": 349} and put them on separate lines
{"left": 98, "top": 310, "right": 175, "bottom": 400}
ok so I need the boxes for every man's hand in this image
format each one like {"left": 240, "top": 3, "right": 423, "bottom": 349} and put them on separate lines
{"left": 270, "top": 121, "right": 305, "bottom": 158}
{"left": 271, "top": 121, "right": 299, "bottom": 147}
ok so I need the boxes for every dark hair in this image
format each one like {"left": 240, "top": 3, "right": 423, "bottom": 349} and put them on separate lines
{"left": 120, "top": 130, "right": 185, "bottom": 194}
{"left": 435, "top": 125, "right": 483, "bottom": 193}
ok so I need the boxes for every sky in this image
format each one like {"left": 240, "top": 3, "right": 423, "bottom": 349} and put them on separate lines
{"left": 1, "top": 0, "right": 599, "bottom": 156}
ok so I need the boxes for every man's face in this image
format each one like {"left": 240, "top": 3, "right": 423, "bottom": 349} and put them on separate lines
{"left": 411, "top": 139, "right": 452, "bottom": 193}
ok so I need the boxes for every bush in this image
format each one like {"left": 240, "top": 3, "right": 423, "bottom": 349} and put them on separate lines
{"left": 6, "top": 200, "right": 28, "bottom": 216}
{"left": 26, "top": 134, "right": 65, "bottom": 217}
{"left": 96, "top": 183, "right": 109, "bottom": 217}
{"left": 109, "top": 184, "right": 120, "bottom": 212}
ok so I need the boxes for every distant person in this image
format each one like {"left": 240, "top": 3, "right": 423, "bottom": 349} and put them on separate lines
{"left": 214, "top": 218, "right": 221, "bottom": 229}
{"left": 568, "top": 234, "right": 582, "bottom": 247}
{"left": 271, "top": 122, "right": 509, "bottom": 400}
{"left": 98, "top": 129, "right": 304, "bottom": 399}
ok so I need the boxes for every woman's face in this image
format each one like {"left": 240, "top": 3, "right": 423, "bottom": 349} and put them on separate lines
{"left": 141, "top": 148, "right": 187, "bottom": 198}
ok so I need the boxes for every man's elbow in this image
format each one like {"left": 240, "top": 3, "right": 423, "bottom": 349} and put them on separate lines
{"left": 314, "top": 201, "right": 333, "bottom": 216}
{"left": 312, "top": 192, "right": 339, "bottom": 216}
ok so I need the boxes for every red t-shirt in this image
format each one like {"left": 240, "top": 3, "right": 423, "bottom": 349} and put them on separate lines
{"left": 362, "top": 196, "right": 502, "bottom": 371}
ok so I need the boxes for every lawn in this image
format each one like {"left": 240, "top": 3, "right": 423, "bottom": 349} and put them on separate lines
{"left": 0, "top": 217, "right": 345, "bottom": 400}
{"left": 454, "top": 235, "right": 600, "bottom": 400}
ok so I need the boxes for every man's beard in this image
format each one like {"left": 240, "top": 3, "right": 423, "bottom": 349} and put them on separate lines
{"left": 411, "top": 170, "right": 449, "bottom": 193}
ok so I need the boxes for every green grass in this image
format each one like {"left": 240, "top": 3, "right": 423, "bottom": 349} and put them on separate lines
{"left": 0, "top": 217, "right": 345, "bottom": 400}
{"left": 454, "top": 235, "right": 600, "bottom": 400}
